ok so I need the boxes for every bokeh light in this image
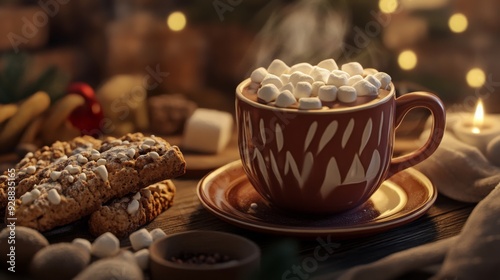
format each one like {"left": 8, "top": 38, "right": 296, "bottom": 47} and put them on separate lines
{"left": 167, "top": 11, "right": 187, "bottom": 32}
{"left": 466, "top": 68, "right": 486, "bottom": 88}
{"left": 379, "top": 0, "right": 398, "bottom": 14}
{"left": 449, "top": 13, "right": 468, "bottom": 33}
{"left": 398, "top": 50, "right": 417, "bottom": 70}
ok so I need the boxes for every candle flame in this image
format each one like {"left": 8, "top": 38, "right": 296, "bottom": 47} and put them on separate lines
{"left": 472, "top": 99, "right": 484, "bottom": 134}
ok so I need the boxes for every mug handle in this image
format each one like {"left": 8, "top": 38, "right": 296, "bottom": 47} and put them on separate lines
{"left": 387, "top": 92, "right": 446, "bottom": 177}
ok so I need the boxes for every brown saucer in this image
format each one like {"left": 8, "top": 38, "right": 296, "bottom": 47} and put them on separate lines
{"left": 197, "top": 161, "right": 437, "bottom": 238}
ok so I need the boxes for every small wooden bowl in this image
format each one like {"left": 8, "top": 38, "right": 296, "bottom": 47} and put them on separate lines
{"left": 149, "top": 231, "right": 260, "bottom": 280}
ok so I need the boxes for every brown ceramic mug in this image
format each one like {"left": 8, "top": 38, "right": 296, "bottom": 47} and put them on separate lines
{"left": 236, "top": 78, "right": 445, "bottom": 213}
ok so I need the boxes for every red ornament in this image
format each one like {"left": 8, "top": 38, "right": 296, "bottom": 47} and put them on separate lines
{"left": 67, "top": 82, "right": 104, "bottom": 136}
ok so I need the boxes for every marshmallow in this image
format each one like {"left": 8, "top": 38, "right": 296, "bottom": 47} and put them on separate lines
{"left": 280, "top": 82, "right": 294, "bottom": 93}
{"left": 364, "top": 68, "right": 379, "bottom": 75}
{"left": 280, "top": 74, "right": 291, "bottom": 85}
{"left": 365, "top": 75, "right": 382, "bottom": 89}
{"left": 318, "top": 85, "right": 338, "bottom": 102}
{"left": 79, "top": 173, "right": 87, "bottom": 181}
{"left": 67, "top": 175, "right": 74, "bottom": 183}
{"left": 148, "top": 151, "right": 160, "bottom": 160}
{"left": 94, "top": 165, "right": 108, "bottom": 182}
{"left": 267, "top": 59, "right": 290, "bottom": 76}
{"left": 72, "top": 238, "right": 92, "bottom": 253}
{"left": 26, "top": 166, "right": 36, "bottom": 174}
{"left": 50, "top": 171, "right": 61, "bottom": 181}
{"left": 294, "top": 82, "right": 313, "bottom": 99}
{"left": 134, "top": 249, "right": 150, "bottom": 270}
{"left": 126, "top": 148, "right": 136, "bottom": 158}
{"left": 298, "top": 97, "right": 322, "bottom": 110}
{"left": 317, "top": 58, "right": 339, "bottom": 71}
{"left": 347, "top": 75, "right": 364, "bottom": 86}
{"left": 327, "top": 72, "right": 348, "bottom": 87}
{"left": 341, "top": 62, "right": 364, "bottom": 76}
{"left": 310, "top": 67, "right": 330, "bottom": 83}
{"left": 261, "top": 74, "right": 283, "bottom": 89}
{"left": 90, "top": 149, "right": 100, "bottom": 160}
{"left": 338, "top": 86, "right": 357, "bottom": 103}
{"left": 374, "top": 72, "right": 392, "bottom": 90}
{"left": 129, "top": 228, "right": 153, "bottom": 251}
{"left": 183, "top": 108, "right": 234, "bottom": 154}
{"left": 257, "top": 84, "right": 280, "bottom": 102}
{"left": 77, "top": 154, "right": 88, "bottom": 164}
{"left": 65, "top": 165, "right": 81, "bottom": 175}
{"left": 275, "top": 90, "right": 296, "bottom": 108}
{"left": 127, "top": 199, "right": 140, "bottom": 215}
{"left": 311, "top": 81, "right": 325, "bottom": 97}
{"left": 143, "top": 138, "right": 156, "bottom": 146}
{"left": 353, "top": 79, "right": 379, "bottom": 96}
{"left": 332, "top": 70, "right": 350, "bottom": 78}
{"left": 248, "top": 82, "right": 260, "bottom": 91}
{"left": 91, "top": 232, "right": 120, "bottom": 258}
{"left": 47, "top": 189, "right": 61, "bottom": 205}
{"left": 298, "top": 74, "right": 314, "bottom": 85}
{"left": 149, "top": 228, "right": 167, "bottom": 241}
{"left": 132, "top": 192, "right": 141, "bottom": 200}
{"left": 250, "top": 67, "right": 268, "bottom": 83}
{"left": 31, "top": 189, "right": 41, "bottom": 199}
{"left": 290, "top": 62, "right": 314, "bottom": 74}
{"left": 21, "top": 192, "right": 34, "bottom": 205}
{"left": 96, "top": 158, "right": 106, "bottom": 166}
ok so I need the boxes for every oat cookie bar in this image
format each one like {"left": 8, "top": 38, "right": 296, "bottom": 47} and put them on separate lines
{"left": 89, "top": 180, "right": 175, "bottom": 238}
{"left": 10, "top": 133, "right": 185, "bottom": 232}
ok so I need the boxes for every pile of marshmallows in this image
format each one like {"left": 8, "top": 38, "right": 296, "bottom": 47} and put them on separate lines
{"left": 248, "top": 59, "right": 392, "bottom": 110}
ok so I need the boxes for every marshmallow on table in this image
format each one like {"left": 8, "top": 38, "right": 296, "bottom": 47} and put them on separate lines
{"left": 365, "top": 75, "right": 382, "bottom": 89}
{"left": 250, "top": 67, "right": 268, "bottom": 83}
{"left": 290, "top": 62, "right": 314, "bottom": 74}
{"left": 310, "top": 67, "right": 330, "bottom": 83}
{"left": 317, "top": 58, "right": 339, "bottom": 71}
{"left": 311, "top": 81, "right": 325, "bottom": 97}
{"left": 149, "top": 228, "right": 167, "bottom": 241}
{"left": 318, "top": 85, "right": 338, "bottom": 102}
{"left": 91, "top": 232, "right": 120, "bottom": 258}
{"left": 299, "top": 97, "right": 322, "bottom": 110}
{"left": 129, "top": 228, "right": 153, "bottom": 251}
{"left": 294, "top": 82, "right": 313, "bottom": 99}
{"left": 280, "top": 82, "right": 294, "bottom": 93}
{"left": 374, "top": 72, "right": 392, "bottom": 90}
{"left": 353, "top": 79, "right": 379, "bottom": 96}
{"left": 347, "top": 75, "right": 363, "bottom": 86}
{"left": 280, "top": 74, "right": 291, "bottom": 85}
{"left": 267, "top": 59, "right": 290, "bottom": 76}
{"left": 183, "top": 108, "right": 233, "bottom": 154}
{"left": 275, "top": 90, "right": 296, "bottom": 108}
{"left": 338, "top": 86, "right": 357, "bottom": 103}
{"left": 341, "top": 62, "right": 364, "bottom": 76}
{"left": 258, "top": 84, "right": 280, "bottom": 102}
{"left": 327, "top": 72, "right": 348, "bottom": 87}
{"left": 134, "top": 249, "right": 150, "bottom": 270}
{"left": 261, "top": 74, "right": 283, "bottom": 89}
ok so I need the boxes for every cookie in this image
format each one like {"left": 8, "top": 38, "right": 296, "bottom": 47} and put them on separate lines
{"left": 10, "top": 133, "right": 186, "bottom": 232}
{"left": 0, "top": 136, "right": 102, "bottom": 210}
{"left": 89, "top": 180, "right": 175, "bottom": 238}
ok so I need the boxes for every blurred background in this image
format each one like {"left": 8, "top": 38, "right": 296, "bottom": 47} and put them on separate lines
{"left": 0, "top": 0, "right": 499, "bottom": 159}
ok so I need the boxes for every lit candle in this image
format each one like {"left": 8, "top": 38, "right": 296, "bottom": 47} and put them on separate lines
{"left": 453, "top": 99, "right": 500, "bottom": 153}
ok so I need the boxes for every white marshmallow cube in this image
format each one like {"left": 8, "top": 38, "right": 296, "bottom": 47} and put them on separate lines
{"left": 347, "top": 75, "right": 363, "bottom": 86}
{"left": 250, "top": 67, "right": 268, "bottom": 83}
{"left": 257, "top": 84, "right": 280, "bottom": 102}
{"left": 267, "top": 59, "right": 290, "bottom": 76}
{"left": 310, "top": 67, "right": 330, "bottom": 83}
{"left": 374, "top": 72, "right": 392, "bottom": 90}
{"left": 298, "top": 74, "right": 314, "bottom": 85}
{"left": 129, "top": 228, "right": 153, "bottom": 251}
{"left": 338, "top": 86, "right": 357, "bottom": 103}
{"left": 294, "top": 82, "right": 313, "bottom": 99}
{"left": 275, "top": 90, "right": 296, "bottom": 108}
{"left": 261, "top": 74, "right": 283, "bottom": 89}
{"left": 327, "top": 73, "right": 348, "bottom": 87}
{"left": 332, "top": 70, "right": 350, "bottom": 79}
{"left": 134, "top": 249, "right": 150, "bottom": 270}
{"left": 353, "top": 80, "right": 379, "bottom": 96}
{"left": 341, "top": 62, "right": 364, "bottom": 76}
{"left": 290, "top": 62, "right": 314, "bottom": 74}
{"left": 91, "top": 232, "right": 120, "bottom": 258}
{"left": 280, "top": 74, "right": 291, "bottom": 85}
{"left": 311, "top": 81, "right": 325, "bottom": 97}
{"left": 318, "top": 85, "right": 338, "bottom": 102}
{"left": 363, "top": 68, "right": 379, "bottom": 75}
{"left": 72, "top": 238, "right": 92, "bottom": 253}
{"left": 365, "top": 75, "right": 382, "bottom": 89}
{"left": 317, "top": 58, "right": 338, "bottom": 71}
{"left": 183, "top": 108, "right": 234, "bottom": 154}
{"left": 280, "top": 82, "right": 294, "bottom": 93}
{"left": 149, "top": 228, "right": 167, "bottom": 241}
{"left": 289, "top": 72, "right": 302, "bottom": 86}
{"left": 298, "top": 97, "right": 322, "bottom": 110}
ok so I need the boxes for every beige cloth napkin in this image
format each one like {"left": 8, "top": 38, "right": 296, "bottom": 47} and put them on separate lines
{"left": 332, "top": 112, "right": 500, "bottom": 279}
